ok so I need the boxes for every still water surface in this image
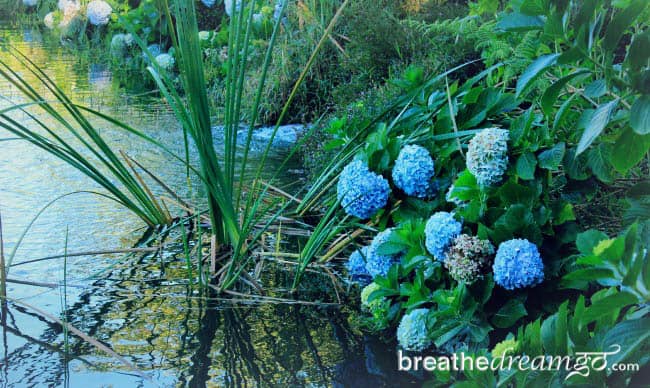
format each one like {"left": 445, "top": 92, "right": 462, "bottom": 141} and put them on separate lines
{"left": 0, "top": 22, "right": 418, "bottom": 387}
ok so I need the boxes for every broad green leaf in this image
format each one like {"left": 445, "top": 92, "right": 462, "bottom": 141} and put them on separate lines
{"left": 541, "top": 71, "right": 589, "bottom": 116}
{"left": 630, "top": 95, "right": 650, "bottom": 135}
{"left": 560, "top": 268, "right": 614, "bottom": 289}
{"left": 627, "top": 31, "right": 650, "bottom": 70}
{"left": 520, "top": 0, "right": 547, "bottom": 15}
{"left": 492, "top": 299, "right": 527, "bottom": 328}
{"left": 553, "top": 94, "right": 577, "bottom": 129}
{"left": 583, "top": 79, "right": 607, "bottom": 98}
{"left": 602, "top": 0, "right": 648, "bottom": 52}
{"left": 553, "top": 202, "right": 575, "bottom": 225}
{"left": 537, "top": 142, "right": 566, "bottom": 170}
{"left": 541, "top": 313, "right": 558, "bottom": 353}
{"left": 497, "top": 12, "right": 545, "bottom": 32}
{"left": 599, "top": 318, "right": 650, "bottom": 366}
{"left": 576, "top": 229, "right": 609, "bottom": 254}
{"left": 611, "top": 128, "right": 650, "bottom": 173}
{"left": 516, "top": 152, "right": 537, "bottom": 180}
{"left": 581, "top": 290, "right": 637, "bottom": 326}
{"left": 576, "top": 99, "right": 619, "bottom": 155}
{"left": 587, "top": 144, "right": 614, "bottom": 183}
{"left": 564, "top": 147, "right": 590, "bottom": 180}
{"left": 516, "top": 54, "right": 560, "bottom": 97}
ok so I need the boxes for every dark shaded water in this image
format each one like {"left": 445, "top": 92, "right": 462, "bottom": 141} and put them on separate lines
{"left": 0, "top": 21, "right": 417, "bottom": 387}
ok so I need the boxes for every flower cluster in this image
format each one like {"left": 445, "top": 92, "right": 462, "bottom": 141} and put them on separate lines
{"left": 425, "top": 212, "right": 462, "bottom": 260}
{"left": 392, "top": 145, "right": 437, "bottom": 198}
{"left": 346, "top": 247, "right": 371, "bottom": 283}
{"left": 337, "top": 160, "right": 390, "bottom": 219}
{"left": 397, "top": 309, "right": 432, "bottom": 351}
{"left": 200, "top": 0, "right": 216, "bottom": 7}
{"left": 23, "top": 0, "right": 38, "bottom": 7}
{"left": 155, "top": 53, "right": 175, "bottom": 71}
{"left": 142, "top": 44, "right": 162, "bottom": 64}
{"left": 364, "top": 229, "right": 404, "bottom": 278}
{"left": 44, "top": 12, "right": 55, "bottom": 29}
{"left": 86, "top": 0, "right": 112, "bottom": 26}
{"left": 466, "top": 128, "right": 509, "bottom": 187}
{"left": 360, "top": 282, "right": 384, "bottom": 311}
{"left": 493, "top": 239, "right": 544, "bottom": 290}
{"left": 110, "top": 33, "right": 134, "bottom": 57}
{"left": 444, "top": 234, "right": 495, "bottom": 284}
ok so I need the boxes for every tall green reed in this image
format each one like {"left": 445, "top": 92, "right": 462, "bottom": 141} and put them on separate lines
{"left": 142, "top": 0, "right": 354, "bottom": 289}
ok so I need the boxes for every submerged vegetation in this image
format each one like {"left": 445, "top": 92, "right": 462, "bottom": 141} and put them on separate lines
{"left": 1, "top": 0, "right": 650, "bottom": 386}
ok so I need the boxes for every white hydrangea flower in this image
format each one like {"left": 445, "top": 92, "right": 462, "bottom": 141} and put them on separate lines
{"left": 60, "top": 1, "right": 80, "bottom": 28}
{"left": 86, "top": 0, "right": 112, "bottom": 26}
{"left": 200, "top": 0, "right": 216, "bottom": 7}
{"left": 155, "top": 53, "right": 175, "bottom": 71}
{"left": 58, "top": 0, "right": 79, "bottom": 11}
{"left": 43, "top": 12, "right": 56, "bottom": 29}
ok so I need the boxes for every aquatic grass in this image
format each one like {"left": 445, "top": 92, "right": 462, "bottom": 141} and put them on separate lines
{"left": 136, "top": 0, "right": 355, "bottom": 289}
{"left": 0, "top": 48, "right": 172, "bottom": 227}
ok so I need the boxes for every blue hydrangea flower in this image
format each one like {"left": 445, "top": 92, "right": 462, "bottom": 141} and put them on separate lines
{"left": 397, "top": 308, "right": 432, "bottom": 351}
{"left": 337, "top": 160, "right": 391, "bottom": 219}
{"left": 365, "top": 229, "right": 403, "bottom": 278}
{"left": 466, "top": 128, "right": 509, "bottom": 187}
{"left": 493, "top": 239, "right": 544, "bottom": 290}
{"left": 392, "top": 145, "right": 437, "bottom": 198}
{"left": 425, "top": 212, "right": 462, "bottom": 260}
{"left": 346, "top": 247, "right": 371, "bottom": 284}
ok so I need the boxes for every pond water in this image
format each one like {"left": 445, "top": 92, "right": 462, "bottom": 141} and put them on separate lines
{"left": 0, "top": 22, "right": 418, "bottom": 387}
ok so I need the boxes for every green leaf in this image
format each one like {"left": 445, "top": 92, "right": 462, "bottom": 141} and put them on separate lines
{"left": 538, "top": 142, "right": 566, "bottom": 170}
{"left": 576, "top": 229, "right": 609, "bottom": 254}
{"left": 492, "top": 299, "right": 527, "bottom": 328}
{"left": 497, "top": 12, "right": 545, "bottom": 32}
{"left": 602, "top": 0, "right": 648, "bottom": 52}
{"left": 557, "top": 46, "right": 585, "bottom": 65}
{"left": 560, "top": 268, "right": 614, "bottom": 289}
{"left": 516, "top": 54, "right": 560, "bottom": 97}
{"left": 576, "top": 99, "right": 619, "bottom": 155}
{"left": 630, "top": 95, "right": 650, "bottom": 135}
{"left": 448, "top": 169, "right": 479, "bottom": 202}
{"left": 587, "top": 144, "right": 614, "bottom": 183}
{"left": 627, "top": 31, "right": 650, "bottom": 70}
{"left": 611, "top": 128, "right": 650, "bottom": 173}
{"left": 583, "top": 79, "right": 607, "bottom": 98}
{"left": 541, "top": 70, "right": 589, "bottom": 116}
{"left": 553, "top": 202, "right": 575, "bottom": 225}
{"left": 553, "top": 94, "right": 577, "bottom": 129}
{"left": 564, "top": 147, "right": 590, "bottom": 180}
{"left": 599, "top": 318, "right": 650, "bottom": 366}
{"left": 581, "top": 291, "right": 638, "bottom": 326}
{"left": 516, "top": 152, "right": 537, "bottom": 180}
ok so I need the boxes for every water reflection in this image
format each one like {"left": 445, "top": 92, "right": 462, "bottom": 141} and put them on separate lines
{"left": 0, "top": 20, "right": 417, "bottom": 387}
